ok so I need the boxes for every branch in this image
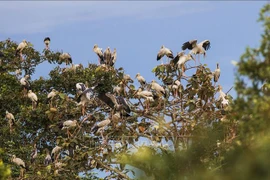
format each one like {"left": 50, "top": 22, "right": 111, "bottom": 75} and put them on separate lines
{"left": 95, "top": 159, "right": 131, "bottom": 180}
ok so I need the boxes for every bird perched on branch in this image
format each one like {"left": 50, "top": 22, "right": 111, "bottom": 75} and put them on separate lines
{"left": 28, "top": 90, "right": 38, "bottom": 110}
{"left": 59, "top": 52, "right": 72, "bottom": 65}
{"left": 110, "top": 48, "right": 117, "bottom": 66}
{"left": 134, "top": 88, "right": 155, "bottom": 110}
{"left": 182, "top": 39, "right": 211, "bottom": 64}
{"left": 213, "top": 63, "right": 220, "bottom": 86}
{"left": 51, "top": 145, "right": 62, "bottom": 162}
{"left": 60, "top": 120, "right": 78, "bottom": 138}
{"left": 123, "top": 74, "right": 134, "bottom": 83}
{"left": 103, "top": 47, "right": 112, "bottom": 66}
{"left": 44, "top": 149, "right": 52, "bottom": 166}
{"left": 44, "top": 37, "right": 51, "bottom": 50}
{"left": 91, "top": 118, "right": 111, "bottom": 135}
{"left": 172, "top": 52, "right": 195, "bottom": 76}
{"left": 16, "top": 40, "right": 27, "bottom": 61}
{"left": 12, "top": 155, "right": 27, "bottom": 168}
{"left": 30, "top": 144, "right": 38, "bottom": 164}
{"left": 135, "top": 73, "right": 146, "bottom": 86}
{"left": 20, "top": 75, "right": 31, "bottom": 97}
{"left": 6, "top": 110, "right": 16, "bottom": 133}
{"left": 150, "top": 80, "right": 166, "bottom": 97}
{"left": 46, "top": 89, "right": 58, "bottom": 108}
{"left": 76, "top": 82, "right": 88, "bottom": 96}
{"left": 77, "top": 87, "right": 95, "bottom": 115}
{"left": 98, "top": 93, "right": 131, "bottom": 116}
{"left": 157, "top": 45, "right": 174, "bottom": 65}
{"left": 93, "top": 44, "right": 104, "bottom": 65}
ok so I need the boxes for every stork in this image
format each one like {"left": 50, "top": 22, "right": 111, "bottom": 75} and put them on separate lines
{"left": 12, "top": 155, "right": 27, "bottom": 177}
{"left": 77, "top": 87, "right": 95, "bottom": 115}
{"left": 51, "top": 145, "right": 62, "bottom": 162}
{"left": 110, "top": 48, "right": 117, "bottom": 66}
{"left": 46, "top": 89, "right": 58, "bottom": 108}
{"left": 123, "top": 74, "right": 134, "bottom": 83}
{"left": 44, "top": 37, "right": 51, "bottom": 50}
{"left": 135, "top": 73, "right": 146, "bottom": 86}
{"left": 98, "top": 93, "right": 131, "bottom": 117}
{"left": 59, "top": 53, "right": 72, "bottom": 65}
{"left": 157, "top": 45, "right": 174, "bottom": 65}
{"left": 5, "top": 110, "right": 15, "bottom": 133}
{"left": 93, "top": 44, "right": 104, "bottom": 65}
{"left": 103, "top": 47, "right": 112, "bottom": 66}
{"left": 213, "top": 63, "right": 220, "bottom": 86}
{"left": 150, "top": 80, "right": 166, "bottom": 97}
{"left": 44, "top": 149, "right": 52, "bottom": 166}
{"left": 172, "top": 52, "right": 195, "bottom": 76}
{"left": 30, "top": 144, "right": 38, "bottom": 164}
{"left": 182, "top": 39, "right": 211, "bottom": 64}
{"left": 20, "top": 75, "right": 31, "bottom": 97}
{"left": 16, "top": 40, "right": 27, "bottom": 61}
{"left": 91, "top": 118, "right": 111, "bottom": 138}
{"left": 134, "top": 88, "right": 155, "bottom": 110}
{"left": 76, "top": 83, "right": 88, "bottom": 94}
{"left": 27, "top": 90, "right": 38, "bottom": 110}
{"left": 60, "top": 120, "right": 78, "bottom": 138}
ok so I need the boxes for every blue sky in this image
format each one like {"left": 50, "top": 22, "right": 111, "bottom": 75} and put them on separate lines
{"left": 0, "top": 1, "right": 267, "bottom": 97}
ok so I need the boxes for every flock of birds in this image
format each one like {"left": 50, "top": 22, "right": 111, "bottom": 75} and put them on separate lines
{"left": 5, "top": 37, "right": 225, "bottom": 176}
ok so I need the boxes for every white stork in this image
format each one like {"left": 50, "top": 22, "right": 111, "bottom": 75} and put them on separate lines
{"left": 150, "top": 80, "right": 166, "bottom": 97}
{"left": 46, "top": 89, "right": 58, "bottom": 108}
{"left": 61, "top": 120, "right": 78, "bottom": 138}
{"left": 5, "top": 110, "right": 15, "bottom": 133}
{"left": 59, "top": 53, "right": 72, "bottom": 65}
{"left": 182, "top": 39, "right": 211, "bottom": 64}
{"left": 51, "top": 145, "right": 62, "bottom": 162}
{"left": 76, "top": 82, "right": 88, "bottom": 96}
{"left": 16, "top": 40, "right": 27, "bottom": 61}
{"left": 157, "top": 45, "right": 174, "bottom": 64}
{"left": 93, "top": 44, "right": 104, "bottom": 65}
{"left": 110, "top": 48, "right": 117, "bottom": 66}
{"left": 123, "top": 74, "right": 134, "bottom": 83}
{"left": 217, "top": 85, "right": 229, "bottom": 108}
{"left": 77, "top": 87, "right": 95, "bottom": 115}
{"left": 172, "top": 52, "right": 195, "bottom": 76}
{"left": 135, "top": 73, "right": 146, "bottom": 86}
{"left": 171, "top": 80, "right": 182, "bottom": 98}
{"left": 213, "top": 63, "right": 220, "bottom": 86}
{"left": 103, "top": 47, "right": 111, "bottom": 65}
{"left": 91, "top": 118, "right": 111, "bottom": 135}
{"left": 44, "top": 37, "right": 51, "bottom": 50}
{"left": 28, "top": 90, "right": 38, "bottom": 110}
{"left": 30, "top": 144, "right": 38, "bottom": 164}
{"left": 135, "top": 88, "right": 155, "bottom": 110}
{"left": 20, "top": 75, "right": 30, "bottom": 97}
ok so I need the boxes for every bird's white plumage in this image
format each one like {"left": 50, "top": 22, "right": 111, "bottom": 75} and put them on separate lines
{"left": 135, "top": 73, "right": 146, "bottom": 85}
{"left": 16, "top": 40, "right": 27, "bottom": 52}
{"left": 62, "top": 120, "right": 77, "bottom": 130}
{"left": 28, "top": 90, "right": 38, "bottom": 102}
{"left": 12, "top": 155, "right": 25, "bottom": 168}
{"left": 151, "top": 80, "right": 165, "bottom": 95}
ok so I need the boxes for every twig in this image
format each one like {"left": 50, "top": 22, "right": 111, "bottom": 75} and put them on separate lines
{"left": 95, "top": 159, "right": 131, "bottom": 180}
{"left": 226, "top": 86, "right": 234, "bottom": 95}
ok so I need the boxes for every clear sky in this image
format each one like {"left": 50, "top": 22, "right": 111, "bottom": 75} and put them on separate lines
{"left": 0, "top": 1, "right": 267, "bottom": 96}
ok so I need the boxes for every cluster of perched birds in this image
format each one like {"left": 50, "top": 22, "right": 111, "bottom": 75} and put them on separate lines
{"left": 6, "top": 37, "right": 225, "bottom": 176}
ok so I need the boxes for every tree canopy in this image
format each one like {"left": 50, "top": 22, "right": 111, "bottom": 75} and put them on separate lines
{"left": 0, "top": 3, "right": 269, "bottom": 180}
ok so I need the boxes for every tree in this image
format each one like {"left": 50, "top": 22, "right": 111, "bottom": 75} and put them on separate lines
{"left": 0, "top": 35, "right": 235, "bottom": 180}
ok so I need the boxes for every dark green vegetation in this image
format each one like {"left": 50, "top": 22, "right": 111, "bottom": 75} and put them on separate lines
{"left": 0, "top": 4, "right": 269, "bottom": 180}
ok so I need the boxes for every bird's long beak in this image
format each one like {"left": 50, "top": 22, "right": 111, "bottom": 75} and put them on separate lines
{"left": 191, "top": 55, "right": 195, "bottom": 61}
